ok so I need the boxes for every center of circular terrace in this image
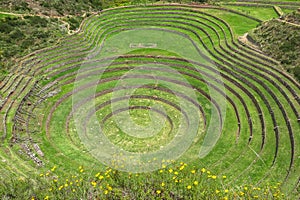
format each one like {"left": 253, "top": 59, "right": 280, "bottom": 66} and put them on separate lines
{"left": 107, "top": 104, "right": 168, "bottom": 139}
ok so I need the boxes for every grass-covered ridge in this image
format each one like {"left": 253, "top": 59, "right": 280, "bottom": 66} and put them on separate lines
{"left": 0, "top": 3, "right": 300, "bottom": 199}
{"left": 249, "top": 11, "right": 300, "bottom": 81}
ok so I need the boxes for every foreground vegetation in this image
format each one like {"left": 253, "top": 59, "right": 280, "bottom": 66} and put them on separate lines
{"left": 1, "top": 161, "right": 286, "bottom": 199}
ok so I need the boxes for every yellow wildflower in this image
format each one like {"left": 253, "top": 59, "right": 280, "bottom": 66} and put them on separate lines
{"left": 201, "top": 168, "right": 206, "bottom": 173}
{"left": 215, "top": 189, "right": 220, "bottom": 194}
{"left": 44, "top": 196, "right": 49, "bottom": 200}
{"left": 222, "top": 175, "right": 227, "bottom": 179}
{"left": 191, "top": 170, "right": 196, "bottom": 174}
{"left": 51, "top": 166, "right": 56, "bottom": 172}
{"left": 179, "top": 165, "right": 185, "bottom": 170}
{"left": 107, "top": 184, "right": 113, "bottom": 191}
{"left": 91, "top": 181, "right": 97, "bottom": 187}
{"left": 168, "top": 168, "right": 173, "bottom": 173}
{"left": 193, "top": 181, "right": 198, "bottom": 185}
{"left": 156, "top": 190, "right": 161, "bottom": 194}
{"left": 104, "top": 190, "right": 109, "bottom": 195}
{"left": 174, "top": 171, "right": 179, "bottom": 175}
{"left": 211, "top": 175, "right": 217, "bottom": 179}
{"left": 187, "top": 185, "right": 192, "bottom": 190}
{"left": 239, "top": 191, "right": 245, "bottom": 196}
{"left": 224, "top": 189, "right": 229, "bottom": 193}
{"left": 161, "top": 182, "right": 165, "bottom": 187}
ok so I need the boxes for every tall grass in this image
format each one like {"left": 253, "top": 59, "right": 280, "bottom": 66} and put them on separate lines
{"left": 0, "top": 161, "right": 285, "bottom": 199}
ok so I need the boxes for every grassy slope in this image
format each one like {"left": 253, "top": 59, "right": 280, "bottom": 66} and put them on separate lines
{"left": 249, "top": 11, "right": 300, "bottom": 81}
{"left": 221, "top": 5, "right": 279, "bottom": 21}
{"left": 0, "top": 15, "right": 67, "bottom": 80}
{"left": 1, "top": 2, "right": 300, "bottom": 199}
{"left": 0, "top": 0, "right": 206, "bottom": 81}
{"left": 201, "top": 9, "right": 260, "bottom": 36}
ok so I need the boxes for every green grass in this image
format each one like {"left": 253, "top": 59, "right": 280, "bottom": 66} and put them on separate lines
{"left": 0, "top": 162, "right": 287, "bottom": 199}
{"left": 1, "top": 4, "right": 299, "bottom": 199}
{"left": 222, "top": 5, "right": 279, "bottom": 20}
{"left": 200, "top": 9, "right": 260, "bottom": 36}
{"left": 281, "top": 8, "right": 296, "bottom": 14}
{"left": 0, "top": 13, "right": 14, "bottom": 19}
{"left": 97, "top": 28, "right": 212, "bottom": 64}
{"left": 218, "top": 0, "right": 300, "bottom": 1}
